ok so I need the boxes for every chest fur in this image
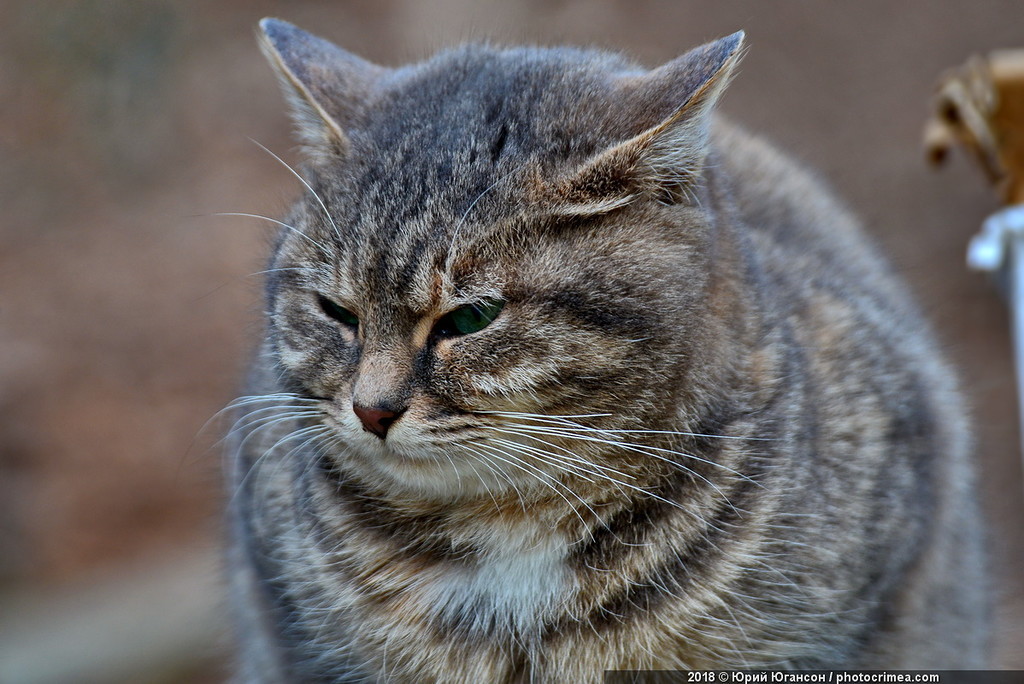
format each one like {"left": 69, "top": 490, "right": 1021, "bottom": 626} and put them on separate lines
{"left": 418, "top": 525, "right": 572, "bottom": 637}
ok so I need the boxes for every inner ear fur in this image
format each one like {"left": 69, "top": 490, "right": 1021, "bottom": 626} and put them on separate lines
{"left": 546, "top": 31, "right": 745, "bottom": 216}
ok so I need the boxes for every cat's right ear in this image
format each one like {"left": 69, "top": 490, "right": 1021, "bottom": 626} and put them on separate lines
{"left": 258, "top": 18, "right": 386, "bottom": 159}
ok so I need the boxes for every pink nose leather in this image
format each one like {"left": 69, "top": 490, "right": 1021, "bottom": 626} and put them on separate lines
{"left": 353, "top": 404, "right": 403, "bottom": 439}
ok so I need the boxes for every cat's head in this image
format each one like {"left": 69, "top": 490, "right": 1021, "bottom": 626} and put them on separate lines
{"left": 256, "top": 19, "right": 743, "bottom": 500}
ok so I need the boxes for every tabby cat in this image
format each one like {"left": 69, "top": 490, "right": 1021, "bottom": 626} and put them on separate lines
{"left": 226, "top": 18, "right": 990, "bottom": 682}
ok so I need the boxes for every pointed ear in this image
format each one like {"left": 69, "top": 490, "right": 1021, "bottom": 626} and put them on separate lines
{"left": 548, "top": 31, "right": 745, "bottom": 215}
{"left": 257, "top": 18, "right": 386, "bottom": 158}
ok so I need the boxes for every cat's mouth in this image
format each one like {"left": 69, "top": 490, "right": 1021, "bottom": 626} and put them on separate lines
{"left": 309, "top": 404, "right": 563, "bottom": 499}
{"left": 315, "top": 430, "right": 519, "bottom": 500}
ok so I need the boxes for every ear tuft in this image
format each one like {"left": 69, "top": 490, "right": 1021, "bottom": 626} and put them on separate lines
{"left": 257, "top": 18, "right": 385, "bottom": 159}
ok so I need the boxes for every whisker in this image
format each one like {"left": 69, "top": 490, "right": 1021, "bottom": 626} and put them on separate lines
{"left": 479, "top": 410, "right": 614, "bottom": 421}
{"left": 485, "top": 410, "right": 775, "bottom": 441}
{"left": 249, "top": 137, "right": 342, "bottom": 242}
{"left": 471, "top": 442, "right": 597, "bottom": 537}
{"left": 486, "top": 436, "right": 689, "bottom": 512}
{"left": 232, "top": 424, "right": 331, "bottom": 506}
{"left": 486, "top": 432, "right": 636, "bottom": 481}
{"left": 491, "top": 423, "right": 747, "bottom": 515}
{"left": 451, "top": 446, "right": 502, "bottom": 511}
{"left": 212, "top": 212, "right": 331, "bottom": 253}
{"left": 228, "top": 416, "right": 324, "bottom": 482}
{"left": 486, "top": 436, "right": 636, "bottom": 496}
{"left": 488, "top": 437, "right": 598, "bottom": 484}
{"left": 224, "top": 400, "right": 323, "bottom": 447}
{"left": 223, "top": 392, "right": 322, "bottom": 410}
{"left": 201, "top": 393, "right": 320, "bottom": 465}
{"left": 495, "top": 421, "right": 763, "bottom": 489}
{"left": 248, "top": 432, "right": 341, "bottom": 524}
{"left": 459, "top": 444, "right": 529, "bottom": 513}
{"left": 250, "top": 267, "right": 314, "bottom": 277}
{"left": 443, "top": 167, "right": 521, "bottom": 275}
{"left": 229, "top": 408, "right": 323, "bottom": 440}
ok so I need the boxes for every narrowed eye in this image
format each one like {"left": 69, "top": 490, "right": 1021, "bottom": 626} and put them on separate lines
{"left": 317, "top": 295, "right": 359, "bottom": 328}
{"left": 434, "top": 298, "right": 505, "bottom": 337}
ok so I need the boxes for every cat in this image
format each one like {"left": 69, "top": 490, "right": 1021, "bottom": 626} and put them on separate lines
{"left": 226, "top": 17, "right": 990, "bottom": 682}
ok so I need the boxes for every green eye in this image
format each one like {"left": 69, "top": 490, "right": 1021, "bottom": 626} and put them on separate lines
{"left": 318, "top": 295, "right": 359, "bottom": 328}
{"left": 435, "top": 298, "right": 505, "bottom": 337}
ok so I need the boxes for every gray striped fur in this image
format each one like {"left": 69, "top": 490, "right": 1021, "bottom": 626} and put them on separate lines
{"left": 226, "top": 19, "right": 989, "bottom": 682}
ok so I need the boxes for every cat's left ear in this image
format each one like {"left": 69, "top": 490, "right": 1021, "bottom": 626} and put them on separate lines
{"left": 258, "top": 18, "right": 386, "bottom": 158}
{"left": 549, "top": 31, "right": 745, "bottom": 215}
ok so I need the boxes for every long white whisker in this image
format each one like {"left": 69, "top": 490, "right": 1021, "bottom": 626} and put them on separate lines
{"left": 485, "top": 431, "right": 635, "bottom": 481}
{"left": 492, "top": 424, "right": 745, "bottom": 515}
{"left": 249, "top": 267, "right": 313, "bottom": 277}
{"left": 472, "top": 442, "right": 595, "bottom": 536}
{"left": 229, "top": 415, "right": 323, "bottom": 470}
{"left": 249, "top": 138, "right": 342, "bottom": 242}
{"left": 444, "top": 168, "right": 520, "bottom": 274}
{"left": 487, "top": 437, "right": 689, "bottom": 511}
{"left": 248, "top": 431, "right": 341, "bottom": 525}
{"left": 451, "top": 447, "right": 503, "bottom": 512}
{"left": 233, "top": 424, "right": 330, "bottom": 506}
{"left": 496, "top": 422, "right": 762, "bottom": 489}
{"left": 459, "top": 443, "right": 529, "bottom": 513}
{"left": 229, "top": 409, "right": 322, "bottom": 442}
{"left": 488, "top": 437, "right": 622, "bottom": 488}
{"left": 204, "top": 393, "right": 320, "bottom": 475}
{"left": 488, "top": 437, "right": 598, "bottom": 484}
{"left": 223, "top": 393, "right": 322, "bottom": 411}
{"left": 480, "top": 410, "right": 614, "bottom": 421}
{"left": 213, "top": 212, "right": 331, "bottom": 253}
{"left": 484, "top": 410, "right": 775, "bottom": 441}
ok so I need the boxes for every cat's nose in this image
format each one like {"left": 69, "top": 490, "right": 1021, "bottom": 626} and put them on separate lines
{"left": 353, "top": 403, "right": 406, "bottom": 439}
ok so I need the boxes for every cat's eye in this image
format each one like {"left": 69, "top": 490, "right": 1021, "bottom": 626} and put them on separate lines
{"left": 318, "top": 295, "right": 359, "bottom": 328}
{"left": 434, "top": 298, "right": 505, "bottom": 337}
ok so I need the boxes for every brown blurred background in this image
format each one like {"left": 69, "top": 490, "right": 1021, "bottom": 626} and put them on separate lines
{"left": 1, "top": 0, "right": 1021, "bottom": 680}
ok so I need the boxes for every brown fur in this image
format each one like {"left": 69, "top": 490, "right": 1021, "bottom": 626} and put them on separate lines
{"left": 226, "top": 19, "right": 989, "bottom": 682}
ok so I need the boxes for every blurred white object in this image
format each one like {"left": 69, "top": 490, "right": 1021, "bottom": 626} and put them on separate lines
{"left": 968, "top": 205, "right": 1024, "bottom": 272}
{"left": 968, "top": 205, "right": 1024, "bottom": 486}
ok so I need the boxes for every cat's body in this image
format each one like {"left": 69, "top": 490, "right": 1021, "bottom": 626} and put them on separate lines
{"left": 227, "top": 19, "right": 989, "bottom": 682}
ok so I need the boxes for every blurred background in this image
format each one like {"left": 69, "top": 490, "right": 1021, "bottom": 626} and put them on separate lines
{"left": 1, "top": 0, "right": 1022, "bottom": 681}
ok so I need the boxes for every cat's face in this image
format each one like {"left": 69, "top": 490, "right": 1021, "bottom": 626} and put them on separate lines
{"left": 257, "top": 23, "right": 743, "bottom": 499}
{"left": 267, "top": 173, "right": 703, "bottom": 498}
